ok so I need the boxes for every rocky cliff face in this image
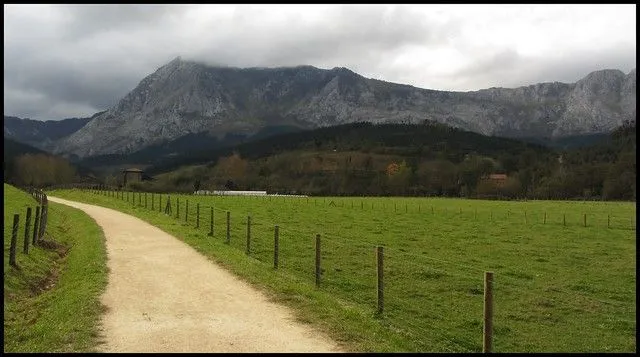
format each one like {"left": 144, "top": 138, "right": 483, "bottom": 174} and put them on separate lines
{"left": 53, "top": 57, "right": 636, "bottom": 157}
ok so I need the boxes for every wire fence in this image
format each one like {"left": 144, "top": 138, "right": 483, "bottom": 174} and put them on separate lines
{"left": 5, "top": 187, "right": 50, "bottom": 269}
{"left": 48, "top": 185, "right": 637, "bottom": 352}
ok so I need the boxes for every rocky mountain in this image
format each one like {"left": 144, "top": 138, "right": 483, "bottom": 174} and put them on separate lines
{"left": 4, "top": 113, "right": 99, "bottom": 151}
{"left": 52, "top": 57, "right": 635, "bottom": 158}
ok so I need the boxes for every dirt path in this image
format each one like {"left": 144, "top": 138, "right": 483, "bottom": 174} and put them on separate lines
{"left": 49, "top": 197, "right": 344, "bottom": 353}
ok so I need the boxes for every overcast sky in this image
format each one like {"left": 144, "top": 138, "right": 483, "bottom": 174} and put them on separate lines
{"left": 4, "top": 4, "right": 636, "bottom": 121}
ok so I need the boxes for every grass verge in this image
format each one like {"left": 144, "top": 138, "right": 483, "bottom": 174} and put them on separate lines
{"left": 4, "top": 183, "right": 108, "bottom": 352}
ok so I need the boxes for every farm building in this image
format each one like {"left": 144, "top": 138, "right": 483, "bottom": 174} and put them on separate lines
{"left": 122, "top": 168, "right": 144, "bottom": 186}
{"left": 482, "top": 173, "right": 508, "bottom": 187}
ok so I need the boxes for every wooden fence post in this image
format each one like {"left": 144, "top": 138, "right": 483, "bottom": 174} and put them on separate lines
{"left": 226, "top": 211, "right": 230, "bottom": 244}
{"left": 24, "top": 207, "right": 32, "bottom": 254}
{"left": 483, "top": 271, "right": 494, "bottom": 353}
{"left": 139, "top": 191, "right": 142, "bottom": 206}
{"left": 315, "top": 234, "right": 321, "bottom": 287}
{"left": 377, "top": 246, "right": 384, "bottom": 314}
{"left": 274, "top": 225, "right": 279, "bottom": 269}
{"left": 208, "top": 207, "right": 214, "bottom": 236}
{"left": 563, "top": 213, "right": 566, "bottom": 227}
{"left": 607, "top": 214, "right": 610, "bottom": 229}
{"left": 127, "top": 191, "right": 129, "bottom": 202}
{"left": 544, "top": 212, "right": 547, "bottom": 224}
{"left": 151, "top": 193, "right": 154, "bottom": 210}
{"left": 246, "top": 215, "right": 251, "bottom": 255}
{"left": 145, "top": 192, "right": 148, "bottom": 208}
{"left": 176, "top": 197, "right": 180, "bottom": 219}
{"left": 10, "top": 214, "right": 19, "bottom": 267}
{"left": 39, "top": 205, "right": 47, "bottom": 240}
{"left": 196, "top": 203, "right": 200, "bottom": 228}
{"left": 32, "top": 207, "right": 40, "bottom": 245}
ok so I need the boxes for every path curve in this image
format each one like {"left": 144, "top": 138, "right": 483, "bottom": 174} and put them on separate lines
{"left": 49, "top": 196, "right": 343, "bottom": 353}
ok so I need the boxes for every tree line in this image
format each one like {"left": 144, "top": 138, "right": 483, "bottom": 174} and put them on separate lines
{"left": 138, "top": 121, "right": 635, "bottom": 201}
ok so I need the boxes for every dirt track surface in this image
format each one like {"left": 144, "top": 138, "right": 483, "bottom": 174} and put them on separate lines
{"left": 49, "top": 196, "right": 343, "bottom": 353}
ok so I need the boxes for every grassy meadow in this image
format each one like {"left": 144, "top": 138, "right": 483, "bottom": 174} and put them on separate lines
{"left": 3, "top": 184, "right": 108, "bottom": 352}
{"left": 48, "top": 188, "right": 636, "bottom": 352}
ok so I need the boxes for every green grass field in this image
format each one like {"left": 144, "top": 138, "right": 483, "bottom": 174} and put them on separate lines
{"left": 3, "top": 184, "right": 108, "bottom": 352}
{"left": 48, "top": 188, "right": 636, "bottom": 352}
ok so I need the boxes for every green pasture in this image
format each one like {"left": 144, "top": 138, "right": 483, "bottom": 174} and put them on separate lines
{"left": 3, "top": 184, "right": 108, "bottom": 352}
{"left": 49, "top": 188, "right": 636, "bottom": 352}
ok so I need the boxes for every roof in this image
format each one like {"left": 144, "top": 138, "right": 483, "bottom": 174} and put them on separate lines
{"left": 123, "top": 168, "right": 143, "bottom": 172}
{"left": 488, "top": 174, "right": 507, "bottom": 180}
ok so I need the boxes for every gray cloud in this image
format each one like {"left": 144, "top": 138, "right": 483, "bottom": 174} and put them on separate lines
{"left": 3, "top": 4, "right": 636, "bottom": 120}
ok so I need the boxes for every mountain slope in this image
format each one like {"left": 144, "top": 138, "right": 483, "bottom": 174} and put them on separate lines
{"left": 4, "top": 113, "right": 100, "bottom": 151}
{"left": 53, "top": 57, "right": 635, "bottom": 158}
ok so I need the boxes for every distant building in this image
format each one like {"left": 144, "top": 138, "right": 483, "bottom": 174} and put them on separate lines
{"left": 122, "top": 168, "right": 143, "bottom": 186}
{"left": 482, "top": 173, "right": 508, "bottom": 188}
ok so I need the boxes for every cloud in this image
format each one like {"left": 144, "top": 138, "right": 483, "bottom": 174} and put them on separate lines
{"left": 3, "top": 4, "right": 636, "bottom": 120}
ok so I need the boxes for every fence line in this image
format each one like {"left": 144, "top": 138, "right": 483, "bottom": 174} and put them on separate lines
{"left": 7, "top": 187, "right": 49, "bottom": 269}
{"left": 45, "top": 187, "right": 636, "bottom": 352}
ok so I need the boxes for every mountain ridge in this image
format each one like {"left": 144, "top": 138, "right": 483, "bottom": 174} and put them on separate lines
{"left": 6, "top": 57, "right": 635, "bottom": 158}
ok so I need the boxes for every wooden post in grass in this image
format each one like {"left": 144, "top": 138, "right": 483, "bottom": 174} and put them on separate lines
{"left": 185, "top": 199, "right": 189, "bottom": 223}
{"left": 315, "top": 234, "right": 321, "bottom": 287}
{"left": 151, "top": 193, "right": 154, "bottom": 210}
{"left": 525, "top": 211, "right": 527, "bottom": 224}
{"left": 32, "top": 207, "right": 40, "bottom": 245}
{"left": 483, "top": 271, "right": 494, "bottom": 353}
{"left": 226, "top": 211, "right": 230, "bottom": 244}
{"left": 159, "top": 195, "right": 163, "bottom": 213}
{"left": 39, "top": 205, "right": 47, "bottom": 240}
{"left": 139, "top": 191, "right": 142, "bottom": 206}
{"left": 563, "top": 213, "right": 566, "bottom": 227}
{"left": 377, "top": 246, "right": 384, "bottom": 314}
{"left": 24, "top": 207, "right": 32, "bottom": 254}
{"left": 208, "top": 207, "right": 214, "bottom": 236}
{"left": 196, "top": 203, "right": 200, "bottom": 228}
{"left": 10, "top": 214, "right": 19, "bottom": 266}
{"left": 246, "top": 216, "right": 251, "bottom": 255}
{"left": 274, "top": 225, "right": 279, "bottom": 269}
{"left": 583, "top": 213, "right": 587, "bottom": 227}
{"left": 361, "top": 201, "right": 364, "bottom": 209}
{"left": 607, "top": 214, "right": 610, "bottom": 229}
{"left": 544, "top": 212, "right": 547, "bottom": 224}
{"left": 176, "top": 197, "right": 180, "bottom": 219}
